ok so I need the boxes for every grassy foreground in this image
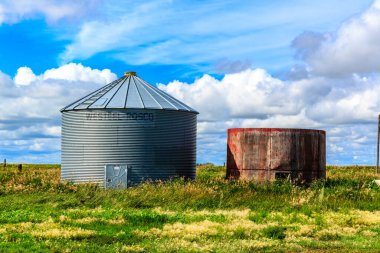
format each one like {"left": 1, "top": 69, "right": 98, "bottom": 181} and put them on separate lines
{"left": 0, "top": 164, "right": 380, "bottom": 252}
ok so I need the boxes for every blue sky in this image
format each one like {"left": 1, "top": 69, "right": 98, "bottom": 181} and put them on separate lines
{"left": 0, "top": 0, "right": 373, "bottom": 80}
{"left": 1, "top": 0, "right": 380, "bottom": 165}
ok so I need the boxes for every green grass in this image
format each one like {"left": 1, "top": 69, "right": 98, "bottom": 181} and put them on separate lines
{"left": 0, "top": 164, "right": 379, "bottom": 252}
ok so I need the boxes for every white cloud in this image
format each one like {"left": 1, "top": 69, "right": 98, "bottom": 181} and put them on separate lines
{"left": 1, "top": 65, "right": 380, "bottom": 165}
{"left": 0, "top": 64, "right": 116, "bottom": 163}
{"left": 159, "top": 68, "right": 380, "bottom": 165}
{"left": 59, "top": 0, "right": 372, "bottom": 71}
{"left": 159, "top": 69, "right": 302, "bottom": 121}
{"left": 13, "top": 63, "right": 116, "bottom": 86}
{"left": 294, "top": 0, "right": 380, "bottom": 76}
{"left": 159, "top": 69, "right": 380, "bottom": 125}
{"left": 0, "top": 0, "right": 99, "bottom": 24}
{"left": 42, "top": 63, "right": 116, "bottom": 84}
{"left": 30, "top": 141, "right": 44, "bottom": 151}
{"left": 329, "top": 144, "right": 344, "bottom": 153}
{"left": 14, "top": 67, "right": 37, "bottom": 86}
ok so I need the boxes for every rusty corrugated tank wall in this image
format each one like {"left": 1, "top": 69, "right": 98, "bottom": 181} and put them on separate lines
{"left": 226, "top": 128, "right": 326, "bottom": 183}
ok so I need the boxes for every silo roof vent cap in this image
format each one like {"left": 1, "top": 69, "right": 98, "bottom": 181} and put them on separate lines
{"left": 124, "top": 71, "right": 137, "bottom": 76}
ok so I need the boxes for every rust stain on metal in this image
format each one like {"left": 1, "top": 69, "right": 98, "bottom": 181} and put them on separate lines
{"left": 226, "top": 128, "right": 326, "bottom": 183}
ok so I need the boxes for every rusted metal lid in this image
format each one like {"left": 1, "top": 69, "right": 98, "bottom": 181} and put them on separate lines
{"left": 228, "top": 128, "right": 325, "bottom": 135}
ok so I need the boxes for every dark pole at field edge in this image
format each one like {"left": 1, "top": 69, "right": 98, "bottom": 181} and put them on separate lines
{"left": 377, "top": 115, "right": 380, "bottom": 174}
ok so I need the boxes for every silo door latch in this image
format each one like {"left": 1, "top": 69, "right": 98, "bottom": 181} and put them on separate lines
{"left": 105, "top": 164, "right": 129, "bottom": 188}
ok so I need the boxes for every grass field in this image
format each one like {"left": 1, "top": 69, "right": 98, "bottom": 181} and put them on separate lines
{"left": 0, "top": 164, "right": 380, "bottom": 252}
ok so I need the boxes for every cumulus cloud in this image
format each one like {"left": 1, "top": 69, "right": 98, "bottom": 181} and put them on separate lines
{"left": 0, "top": 0, "right": 100, "bottom": 25}
{"left": 160, "top": 69, "right": 301, "bottom": 121}
{"left": 159, "top": 69, "right": 380, "bottom": 125}
{"left": 0, "top": 64, "right": 116, "bottom": 163}
{"left": 293, "top": 0, "right": 380, "bottom": 76}
{"left": 159, "top": 69, "right": 380, "bottom": 126}
{"left": 13, "top": 63, "right": 116, "bottom": 86}
{"left": 159, "top": 68, "right": 380, "bottom": 164}
{"left": 1, "top": 64, "right": 379, "bottom": 164}
{"left": 42, "top": 63, "right": 116, "bottom": 84}
{"left": 14, "top": 67, "right": 37, "bottom": 86}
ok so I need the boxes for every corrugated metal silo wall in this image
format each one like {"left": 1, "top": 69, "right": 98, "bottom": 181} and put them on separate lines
{"left": 61, "top": 109, "right": 197, "bottom": 185}
{"left": 226, "top": 128, "right": 326, "bottom": 183}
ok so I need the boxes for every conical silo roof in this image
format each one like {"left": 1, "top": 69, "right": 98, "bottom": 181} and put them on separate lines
{"left": 61, "top": 72, "right": 198, "bottom": 113}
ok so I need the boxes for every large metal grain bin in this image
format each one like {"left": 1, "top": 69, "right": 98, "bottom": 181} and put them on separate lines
{"left": 226, "top": 128, "right": 325, "bottom": 183}
{"left": 61, "top": 72, "right": 198, "bottom": 187}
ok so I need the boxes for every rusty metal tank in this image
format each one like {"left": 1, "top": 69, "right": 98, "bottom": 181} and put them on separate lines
{"left": 226, "top": 128, "right": 326, "bottom": 183}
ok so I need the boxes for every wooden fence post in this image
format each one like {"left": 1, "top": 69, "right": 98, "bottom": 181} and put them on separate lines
{"left": 377, "top": 115, "right": 380, "bottom": 174}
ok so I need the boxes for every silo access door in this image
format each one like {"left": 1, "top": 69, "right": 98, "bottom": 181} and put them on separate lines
{"left": 104, "top": 164, "right": 128, "bottom": 188}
